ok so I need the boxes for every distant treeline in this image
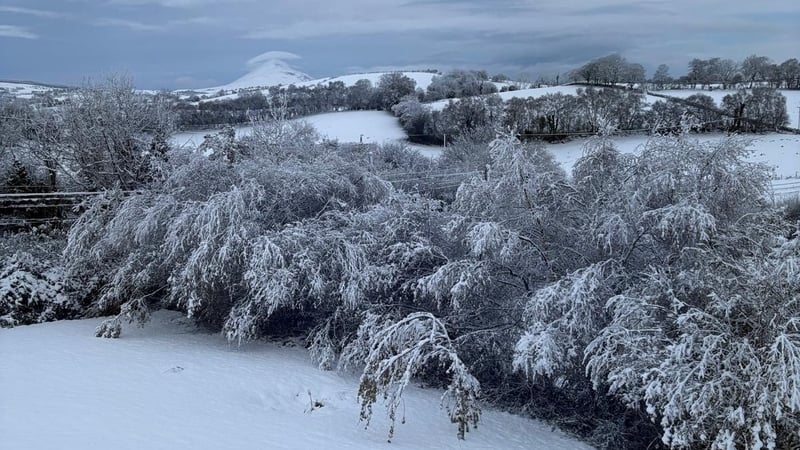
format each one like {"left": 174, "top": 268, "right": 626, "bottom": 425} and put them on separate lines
{"left": 570, "top": 53, "right": 800, "bottom": 90}
{"left": 392, "top": 87, "right": 789, "bottom": 145}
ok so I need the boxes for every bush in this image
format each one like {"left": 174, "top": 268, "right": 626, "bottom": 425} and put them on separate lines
{"left": 0, "top": 251, "right": 79, "bottom": 327}
{"left": 62, "top": 130, "right": 798, "bottom": 447}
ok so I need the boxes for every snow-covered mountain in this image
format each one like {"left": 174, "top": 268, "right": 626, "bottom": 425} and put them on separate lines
{"left": 193, "top": 51, "right": 312, "bottom": 94}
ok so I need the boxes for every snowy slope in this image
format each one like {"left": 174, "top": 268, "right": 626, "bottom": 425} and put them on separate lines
{"left": 0, "top": 311, "right": 594, "bottom": 450}
{"left": 0, "top": 81, "right": 65, "bottom": 99}
{"left": 297, "top": 71, "right": 439, "bottom": 91}
{"left": 196, "top": 72, "right": 511, "bottom": 103}
{"left": 196, "top": 72, "right": 440, "bottom": 102}
{"left": 223, "top": 59, "right": 311, "bottom": 90}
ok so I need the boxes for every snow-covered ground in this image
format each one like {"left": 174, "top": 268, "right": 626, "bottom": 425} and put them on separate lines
{"left": 544, "top": 133, "right": 800, "bottom": 180}
{"left": 0, "top": 311, "right": 594, "bottom": 450}
{"left": 172, "top": 111, "right": 409, "bottom": 148}
{"left": 302, "top": 110, "right": 407, "bottom": 143}
{"left": 656, "top": 89, "right": 800, "bottom": 127}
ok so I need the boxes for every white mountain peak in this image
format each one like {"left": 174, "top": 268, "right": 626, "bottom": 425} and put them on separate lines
{"left": 220, "top": 51, "right": 312, "bottom": 91}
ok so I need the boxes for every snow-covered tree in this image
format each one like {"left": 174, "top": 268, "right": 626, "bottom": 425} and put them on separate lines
{"left": 376, "top": 73, "right": 417, "bottom": 110}
{"left": 511, "top": 131, "right": 794, "bottom": 448}
{"left": 60, "top": 75, "right": 174, "bottom": 190}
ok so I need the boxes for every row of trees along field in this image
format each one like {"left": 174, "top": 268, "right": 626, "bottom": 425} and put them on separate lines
{"left": 571, "top": 53, "right": 800, "bottom": 90}
{"left": 1, "top": 74, "right": 799, "bottom": 449}
{"left": 393, "top": 86, "right": 789, "bottom": 145}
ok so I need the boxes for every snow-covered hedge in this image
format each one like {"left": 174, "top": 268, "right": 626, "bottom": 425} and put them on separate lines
{"left": 61, "top": 128, "right": 800, "bottom": 448}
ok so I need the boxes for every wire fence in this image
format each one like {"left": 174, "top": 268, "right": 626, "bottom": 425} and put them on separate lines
{"left": 0, "top": 190, "right": 140, "bottom": 229}
{"left": 771, "top": 179, "right": 800, "bottom": 203}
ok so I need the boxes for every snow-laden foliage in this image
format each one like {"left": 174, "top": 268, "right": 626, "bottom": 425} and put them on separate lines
{"left": 507, "top": 132, "right": 796, "bottom": 447}
{"left": 355, "top": 312, "right": 480, "bottom": 441}
{"left": 64, "top": 144, "right": 395, "bottom": 331}
{"left": 62, "top": 126, "right": 796, "bottom": 447}
{"left": 586, "top": 234, "right": 800, "bottom": 449}
{"left": 62, "top": 127, "right": 481, "bottom": 438}
{"left": 0, "top": 251, "right": 78, "bottom": 327}
{"left": 513, "top": 260, "right": 621, "bottom": 384}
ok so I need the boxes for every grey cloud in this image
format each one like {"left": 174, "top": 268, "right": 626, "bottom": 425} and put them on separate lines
{"left": 93, "top": 18, "right": 166, "bottom": 31}
{"left": 1, "top": 0, "right": 798, "bottom": 88}
{"left": 0, "top": 6, "right": 67, "bottom": 18}
{"left": 0, "top": 24, "right": 38, "bottom": 39}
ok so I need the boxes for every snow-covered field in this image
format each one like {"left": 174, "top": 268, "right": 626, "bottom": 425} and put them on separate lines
{"left": 0, "top": 81, "right": 63, "bottom": 99}
{"left": 0, "top": 311, "right": 594, "bottom": 450}
{"left": 544, "top": 133, "right": 800, "bottom": 180}
{"left": 302, "top": 110, "right": 407, "bottom": 143}
{"left": 172, "top": 111, "right": 409, "bottom": 148}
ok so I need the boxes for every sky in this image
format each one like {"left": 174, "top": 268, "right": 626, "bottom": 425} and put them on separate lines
{"left": 1, "top": 0, "right": 798, "bottom": 90}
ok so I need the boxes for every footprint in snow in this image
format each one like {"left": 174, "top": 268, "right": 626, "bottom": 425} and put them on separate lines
{"left": 165, "top": 366, "right": 184, "bottom": 373}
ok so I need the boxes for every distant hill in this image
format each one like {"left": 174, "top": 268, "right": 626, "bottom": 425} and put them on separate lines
{"left": 296, "top": 71, "right": 440, "bottom": 91}
{"left": 0, "top": 80, "right": 72, "bottom": 99}
{"left": 186, "top": 51, "right": 312, "bottom": 95}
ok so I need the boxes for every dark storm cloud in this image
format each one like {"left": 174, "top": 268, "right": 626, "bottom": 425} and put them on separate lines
{"left": 0, "top": 0, "right": 797, "bottom": 89}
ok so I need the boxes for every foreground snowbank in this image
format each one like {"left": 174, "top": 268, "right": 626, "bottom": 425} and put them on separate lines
{"left": 0, "top": 312, "right": 593, "bottom": 450}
